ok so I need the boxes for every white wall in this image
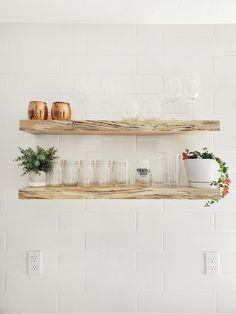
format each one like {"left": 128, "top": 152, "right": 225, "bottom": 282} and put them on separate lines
{"left": 0, "top": 23, "right": 236, "bottom": 313}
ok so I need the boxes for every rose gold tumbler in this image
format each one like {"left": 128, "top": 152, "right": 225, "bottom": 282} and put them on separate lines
{"left": 51, "top": 102, "right": 71, "bottom": 120}
{"left": 28, "top": 101, "right": 48, "bottom": 120}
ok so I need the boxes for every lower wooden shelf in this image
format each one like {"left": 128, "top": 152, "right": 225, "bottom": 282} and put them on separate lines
{"left": 18, "top": 185, "right": 221, "bottom": 200}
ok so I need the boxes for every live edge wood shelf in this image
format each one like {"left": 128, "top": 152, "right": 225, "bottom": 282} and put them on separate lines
{"left": 18, "top": 119, "right": 221, "bottom": 200}
{"left": 19, "top": 119, "right": 220, "bottom": 135}
{"left": 18, "top": 185, "right": 221, "bottom": 200}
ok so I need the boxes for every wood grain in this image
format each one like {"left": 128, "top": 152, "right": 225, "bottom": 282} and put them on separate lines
{"left": 19, "top": 119, "right": 220, "bottom": 135}
{"left": 18, "top": 185, "right": 221, "bottom": 200}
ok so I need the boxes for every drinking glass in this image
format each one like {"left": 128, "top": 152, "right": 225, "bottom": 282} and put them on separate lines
{"left": 79, "top": 160, "right": 95, "bottom": 187}
{"left": 62, "top": 160, "right": 79, "bottom": 186}
{"left": 162, "top": 76, "right": 182, "bottom": 119}
{"left": 162, "top": 153, "right": 180, "bottom": 186}
{"left": 122, "top": 98, "right": 140, "bottom": 121}
{"left": 112, "top": 160, "right": 129, "bottom": 186}
{"left": 135, "top": 160, "right": 152, "bottom": 187}
{"left": 95, "top": 161, "right": 112, "bottom": 187}
{"left": 140, "top": 97, "right": 162, "bottom": 121}
{"left": 48, "top": 161, "right": 63, "bottom": 186}
{"left": 182, "top": 73, "right": 201, "bottom": 119}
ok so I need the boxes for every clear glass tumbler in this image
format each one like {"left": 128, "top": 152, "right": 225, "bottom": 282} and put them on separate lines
{"left": 112, "top": 160, "right": 129, "bottom": 186}
{"left": 162, "top": 153, "right": 180, "bottom": 186}
{"left": 62, "top": 160, "right": 79, "bottom": 186}
{"left": 79, "top": 160, "right": 95, "bottom": 187}
{"left": 48, "top": 161, "right": 63, "bottom": 186}
{"left": 135, "top": 160, "right": 152, "bottom": 187}
{"left": 95, "top": 161, "right": 111, "bottom": 187}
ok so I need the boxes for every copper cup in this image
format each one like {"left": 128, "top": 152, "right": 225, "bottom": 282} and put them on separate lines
{"left": 28, "top": 101, "right": 48, "bottom": 120}
{"left": 51, "top": 102, "right": 71, "bottom": 120}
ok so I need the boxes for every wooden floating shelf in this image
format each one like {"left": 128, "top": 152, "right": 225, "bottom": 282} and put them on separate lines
{"left": 19, "top": 119, "right": 220, "bottom": 135}
{"left": 18, "top": 185, "right": 221, "bottom": 200}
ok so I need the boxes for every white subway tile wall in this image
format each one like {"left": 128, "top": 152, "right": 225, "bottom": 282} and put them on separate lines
{"left": 0, "top": 23, "right": 235, "bottom": 313}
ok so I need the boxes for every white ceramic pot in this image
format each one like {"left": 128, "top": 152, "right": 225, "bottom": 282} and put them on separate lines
{"left": 29, "top": 171, "right": 47, "bottom": 187}
{"left": 183, "top": 159, "right": 216, "bottom": 188}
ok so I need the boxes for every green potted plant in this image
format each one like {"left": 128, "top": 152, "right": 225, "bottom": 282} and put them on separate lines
{"left": 182, "top": 147, "right": 231, "bottom": 206}
{"left": 15, "top": 146, "right": 58, "bottom": 187}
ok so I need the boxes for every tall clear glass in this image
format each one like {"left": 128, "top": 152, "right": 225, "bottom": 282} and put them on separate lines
{"left": 62, "top": 160, "right": 79, "bottom": 186}
{"left": 112, "top": 160, "right": 129, "bottom": 186}
{"left": 79, "top": 160, "right": 95, "bottom": 187}
{"left": 48, "top": 161, "right": 63, "bottom": 186}
{"left": 95, "top": 161, "right": 111, "bottom": 187}
{"left": 135, "top": 160, "right": 152, "bottom": 187}
{"left": 162, "top": 153, "right": 180, "bottom": 186}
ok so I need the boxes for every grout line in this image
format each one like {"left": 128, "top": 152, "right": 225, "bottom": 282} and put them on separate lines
{"left": 135, "top": 291, "right": 139, "bottom": 313}
{"left": 55, "top": 292, "right": 59, "bottom": 313}
{"left": 162, "top": 232, "right": 165, "bottom": 251}
{"left": 3, "top": 272, "right": 6, "bottom": 293}
{"left": 85, "top": 232, "right": 87, "bottom": 251}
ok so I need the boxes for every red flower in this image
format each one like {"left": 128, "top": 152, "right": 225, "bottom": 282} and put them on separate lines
{"left": 223, "top": 186, "right": 229, "bottom": 195}
{"left": 223, "top": 179, "right": 231, "bottom": 185}
{"left": 182, "top": 152, "right": 188, "bottom": 160}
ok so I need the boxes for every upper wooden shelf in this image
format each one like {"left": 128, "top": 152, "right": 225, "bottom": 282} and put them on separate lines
{"left": 18, "top": 185, "right": 221, "bottom": 200}
{"left": 19, "top": 120, "right": 220, "bottom": 135}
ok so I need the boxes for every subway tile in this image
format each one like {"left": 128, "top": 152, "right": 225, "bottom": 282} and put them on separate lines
{"left": 214, "top": 24, "right": 236, "bottom": 36}
{"left": 215, "top": 212, "right": 236, "bottom": 231}
{"left": 164, "top": 199, "right": 210, "bottom": 211}
{"left": 59, "top": 24, "right": 87, "bottom": 55}
{"left": 58, "top": 291, "right": 136, "bottom": 312}
{"left": 164, "top": 36, "right": 214, "bottom": 56}
{"left": 137, "top": 133, "right": 213, "bottom": 153}
{"left": 59, "top": 251, "right": 136, "bottom": 273}
{"left": 136, "top": 25, "right": 163, "bottom": 55}
{"left": 8, "top": 24, "right": 60, "bottom": 55}
{"left": 6, "top": 272, "right": 85, "bottom": 293}
{"left": 137, "top": 251, "right": 204, "bottom": 272}
{"left": 0, "top": 192, "right": 6, "bottom": 212}
{"left": 86, "top": 199, "right": 163, "bottom": 212}
{"left": 0, "top": 251, "right": 58, "bottom": 274}
{"left": 87, "top": 56, "right": 136, "bottom": 74}
{"left": 86, "top": 270, "right": 163, "bottom": 292}
{"left": 0, "top": 25, "right": 8, "bottom": 54}
{"left": 6, "top": 232, "right": 85, "bottom": 251}
{"left": 163, "top": 25, "right": 213, "bottom": 37}
{"left": 220, "top": 252, "right": 236, "bottom": 273}
{"left": 87, "top": 25, "right": 137, "bottom": 55}
{"left": 214, "top": 93, "right": 236, "bottom": 113}
{"left": 165, "top": 271, "right": 236, "bottom": 292}
{"left": 7, "top": 191, "right": 85, "bottom": 211}
{"left": 137, "top": 56, "right": 213, "bottom": 75}
{"left": 59, "top": 211, "right": 136, "bottom": 232}
{"left": 138, "top": 291, "right": 215, "bottom": 312}
{"left": 0, "top": 209, "right": 58, "bottom": 232}
{"left": 0, "top": 55, "right": 60, "bottom": 74}
{"left": 214, "top": 56, "right": 236, "bottom": 75}
{"left": 86, "top": 232, "right": 163, "bottom": 251}
{"left": 0, "top": 293, "right": 57, "bottom": 312}
{"left": 137, "top": 212, "right": 214, "bottom": 231}
{"left": 217, "top": 293, "right": 236, "bottom": 313}
{"left": 165, "top": 232, "right": 236, "bottom": 251}
{"left": 214, "top": 133, "right": 236, "bottom": 151}
{"left": 59, "top": 135, "right": 136, "bottom": 153}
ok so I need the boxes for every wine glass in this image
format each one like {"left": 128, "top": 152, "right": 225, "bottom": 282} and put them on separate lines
{"left": 182, "top": 73, "right": 201, "bottom": 119}
{"left": 122, "top": 98, "right": 140, "bottom": 122}
{"left": 163, "top": 76, "right": 182, "bottom": 104}
{"left": 162, "top": 76, "right": 182, "bottom": 120}
{"left": 140, "top": 96, "right": 162, "bottom": 121}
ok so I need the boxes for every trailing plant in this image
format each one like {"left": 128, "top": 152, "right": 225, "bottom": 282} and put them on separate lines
{"left": 15, "top": 146, "right": 58, "bottom": 175}
{"left": 182, "top": 147, "right": 231, "bottom": 207}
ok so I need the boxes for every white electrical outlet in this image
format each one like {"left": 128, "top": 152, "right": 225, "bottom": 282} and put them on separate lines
{"left": 28, "top": 251, "right": 42, "bottom": 275}
{"left": 205, "top": 251, "right": 219, "bottom": 275}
